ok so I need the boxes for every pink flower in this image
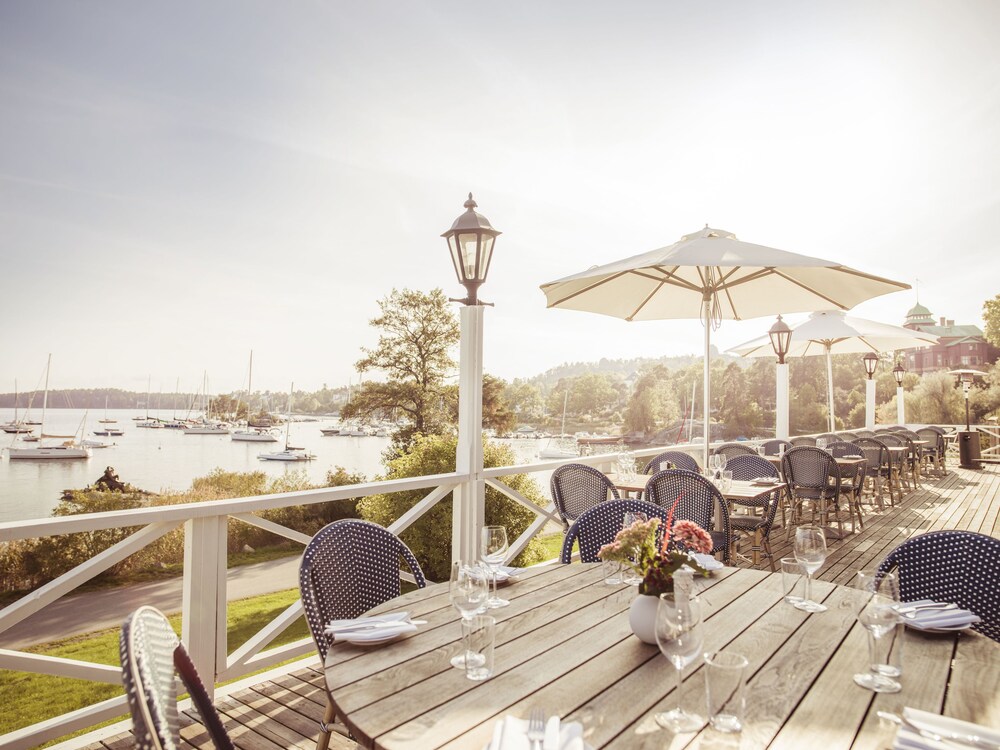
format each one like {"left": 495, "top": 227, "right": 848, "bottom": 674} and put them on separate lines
{"left": 671, "top": 519, "right": 712, "bottom": 554}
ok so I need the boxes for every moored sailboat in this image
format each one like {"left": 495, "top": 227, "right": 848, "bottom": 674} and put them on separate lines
{"left": 6, "top": 356, "right": 91, "bottom": 460}
{"left": 259, "top": 383, "right": 315, "bottom": 461}
{"left": 232, "top": 351, "right": 278, "bottom": 443}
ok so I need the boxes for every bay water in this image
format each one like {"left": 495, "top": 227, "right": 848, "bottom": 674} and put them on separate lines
{"left": 0, "top": 408, "right": 549, "bottom": 523}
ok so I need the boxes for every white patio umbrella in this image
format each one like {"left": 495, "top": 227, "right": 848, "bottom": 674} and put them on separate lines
{"left": 729, "top": 310, "right": 938, "bottom": 431}
{"left": 540, "top": 226, "right": 910, "bottom": 466}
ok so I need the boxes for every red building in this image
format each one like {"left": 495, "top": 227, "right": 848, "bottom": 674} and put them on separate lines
{"left": 902, "top": 303, "right": 1000, "bottom": 374}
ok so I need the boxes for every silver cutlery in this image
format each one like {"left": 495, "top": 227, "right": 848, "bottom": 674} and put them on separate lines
{"left": 896, "top": 601, "right": 958, "bottom": 614}
{"left": 527, "top": 707, "right": 545, "bottom": 750}
{"left": 329, "top": 619, "right": 426, "bottom": 632}
{"left": 878, "top": 710, "right": 1000, "bottom": 750}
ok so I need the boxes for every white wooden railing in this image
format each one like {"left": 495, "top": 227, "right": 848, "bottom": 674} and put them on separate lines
{"left": 0, "top": 443, "right": 699, "bottom": 750}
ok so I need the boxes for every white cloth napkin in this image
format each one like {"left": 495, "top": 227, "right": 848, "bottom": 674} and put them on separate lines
{"left": 892, "top": 707, "right": 1000, "bottom": 749}
{"left": 905, "top": 607, "right": 981, "bottom": 630}
{"left": 324, "top": 611, "right": 417, "bottom": 642}
{"left": 484, "top": 716, "right": 587, "bottom": 750}
{"left": 685, "top": 552, "right": 724, "bottom": 572}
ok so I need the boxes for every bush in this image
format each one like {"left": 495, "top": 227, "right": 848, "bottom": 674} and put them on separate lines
{"left": 358, "top": 434, "right": 548, "bottom": 582}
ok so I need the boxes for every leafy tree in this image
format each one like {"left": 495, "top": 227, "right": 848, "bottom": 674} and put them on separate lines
{"left": 482, "top": 375, "right": 517, "bottom": 436}
{"left": 358, "top": 434, "right": 548, "bottom": 581}
{"left": 984, "top": 294, "right": 1000, "bottom": 348}
{"left": 504, "top": 379, "right": 545, "bottom": 423}
{"left": 908, "top": 371, "right": 963, "bottom": 423}
{"left": 623, "top": 365, "right": 680, "bottom": 435}
{"left": 548, "top": 372, "right": 621, "bottom": 418}
{"left": 716, "top": 363, "right": 763, "bottom": 439}
{"left": 342, "top": 288, "right": 459, "bottom": 439}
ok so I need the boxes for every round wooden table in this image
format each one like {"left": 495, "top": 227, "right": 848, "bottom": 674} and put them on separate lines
{"left": 324, "top": 564, "right": 999, "bottom": 749}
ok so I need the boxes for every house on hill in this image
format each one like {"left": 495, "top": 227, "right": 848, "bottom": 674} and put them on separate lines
{"left": 902, "top": 302, "right": 1000, "bottom": 374}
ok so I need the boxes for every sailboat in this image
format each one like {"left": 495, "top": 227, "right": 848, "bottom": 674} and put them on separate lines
{"left": 2, "top": 380, "right": 34, "bottom": 434}
{"left": 259, "top": 383, "right": 315, "bottom": 461}
{"left": 182, "top": 372, "right": 230, "bottom": 434}
{"left": 6, "top": 355, "right": 91, "bottom": 460}
{"left": 98, "top": 395, "right": 116, "bottom": 423}
{"left": 136, "top": 377, "right": 163, "bottom": 428}
{"left": 232, "top": 352, "right": 278, "bottom": 443}
{"left": 539, "top": 391, "right": 578, "bottom": 459}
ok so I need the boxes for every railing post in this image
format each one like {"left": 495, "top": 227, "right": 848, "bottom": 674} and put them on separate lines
{"left": 896, "top": 385, "right": 905, "bottom": 425}
{"left": 453, "top": 305, "right": 485, "bottom": 564}
{"left": 776, "top": 362, "right": 789, "bottom": 440}
{"left": 182, "top": 515, "right": 227, "bottom": 696}
{"left": 865, "top": 379, "right": 876, "bottom": 429}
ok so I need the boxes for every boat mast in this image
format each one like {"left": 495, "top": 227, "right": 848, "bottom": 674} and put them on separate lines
{"left": 285, "top": 382, "right": 294, "bottom": 450}
{"left": 40, "top": 353, "right": 51, "bottom": 437}
{"left": 247, "top": 350, "right": 253, "bottom": 425}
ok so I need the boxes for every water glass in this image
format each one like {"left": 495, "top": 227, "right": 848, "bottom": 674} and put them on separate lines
{"left": 817, "top": 438, "right": 828, "bottom": 450}
{"left": 602, "top": 558, "right": 623, "bottom": 585}
{"left": 465, "top": 614, "right": 495, "bottom": 681}
{"left": 853, "top": 570, "right": 902, "bottom": 693}
{"left": 704, "top": 651, "right": 748, "bottom": 733}
{"left": 779, "top": 557, "right": 805, "bottom": 605}
{"left": 793, "top": 525, "right": 828, "bottom": 613}
{"left": 449, "top": 561, "right": 488, "bottom": 669}
{"left": 720, "top": 470, "right": 733, "bottom": 493}
{"left": 654, "top": 594, "right": 705, "bottom": 732}
{"left": 756, "top": 444, "right": 766, "bottom": 456}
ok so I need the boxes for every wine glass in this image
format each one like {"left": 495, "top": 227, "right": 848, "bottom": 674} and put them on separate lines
{"left": 793, "top": 525, "right": 828, "bottom": 612}
{"left": 853, "top": 570, "right": 902, "bottom": 692}
{"left": 481, "top": 525, "right": 510, "bottom": 608}
{"left": 449, "top": 561, "right": 488, "bottom": 669}
{"left": 654, "top": 594, "right": 705, "bottom": 732}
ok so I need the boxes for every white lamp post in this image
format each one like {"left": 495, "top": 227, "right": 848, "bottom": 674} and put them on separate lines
{"left": 768, "top": 315, "right": 792, "bottom": 440}
{"left": 892, "top": 362, "right": 905, "bottom": 425}
{"left": 862, "top": 353, "right": 879, "bottom": 429}
{"left": 443, "top": 194, "right": 500, "bottom": 563}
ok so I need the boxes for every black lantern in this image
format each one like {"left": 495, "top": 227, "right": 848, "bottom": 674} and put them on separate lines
{"left": 768, "top": 315, "right": 793, "bottom": 364}
{"left": 892, "top": 362, "right": 905, "bottom": 387}
{"left": 442, "top": 193, "right": 501, "bottom": 306}
{"left": 862, "top": 352, "right": 879, "bottom": 380}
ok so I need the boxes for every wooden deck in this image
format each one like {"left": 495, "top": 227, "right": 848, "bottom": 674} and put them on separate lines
{"left": 73, "top": 462, "right": 999, "bottom": 750}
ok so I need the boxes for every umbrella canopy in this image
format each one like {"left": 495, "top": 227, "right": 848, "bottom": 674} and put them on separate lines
{"left": 729, "top": 310, "right": 938, "bottom": 430}
{"left": 540, "top": 226, "right": 910, "bottom": 464}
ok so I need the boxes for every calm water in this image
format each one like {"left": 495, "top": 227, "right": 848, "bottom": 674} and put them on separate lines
{"left": 0, "top": 408, "right": 549, "bottom": 523}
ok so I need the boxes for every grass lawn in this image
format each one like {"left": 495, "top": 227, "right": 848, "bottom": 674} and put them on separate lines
{"left": 0, "top": 588, "right": 311, "bottom": 745}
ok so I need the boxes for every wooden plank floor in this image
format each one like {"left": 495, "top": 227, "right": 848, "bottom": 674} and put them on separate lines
{"left": 76, "top": 462, "right": 999, "bottom": 750}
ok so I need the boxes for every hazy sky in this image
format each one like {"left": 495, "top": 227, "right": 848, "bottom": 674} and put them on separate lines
{"left": 2, "top": 1, "right": 998, "bottom": 395}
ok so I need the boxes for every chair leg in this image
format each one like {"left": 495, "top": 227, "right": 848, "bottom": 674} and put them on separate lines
{"left": 762, "top": 536, "right": 775, "bottom": 572}
{"left": 317, "top": 697, "right": 336, "bottom": 750}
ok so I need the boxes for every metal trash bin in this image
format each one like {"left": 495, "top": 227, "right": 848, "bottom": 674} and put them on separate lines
{"left": 958, "top": 431, "right": 982, "bottom": 469}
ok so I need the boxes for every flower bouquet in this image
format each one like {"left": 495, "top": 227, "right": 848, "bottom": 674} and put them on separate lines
{"left": 598, "top": 497, "right": 714, "bottom": 596}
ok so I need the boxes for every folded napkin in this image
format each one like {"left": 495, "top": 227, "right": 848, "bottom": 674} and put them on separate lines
{"left": 905, "top": 607, "right": 981, "bottom": 631}
{"left": 685, "top": 552, "right": 724, "bottom": 572}
{"left": 324, "top": 611, "right": 418, "bottom": 642}
{"left": 485, "top": 716, "right": 587, "bottom": 750}
{"left": 892, "top": 707, "right": 1000, "bottom": 749}
{"left": 496, "top": 565, "right": 522, "bottom": 581}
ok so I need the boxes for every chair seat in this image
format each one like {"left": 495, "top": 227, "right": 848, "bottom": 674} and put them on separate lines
{"left": 731, "top": 516, "right": 766, "bottom": 531}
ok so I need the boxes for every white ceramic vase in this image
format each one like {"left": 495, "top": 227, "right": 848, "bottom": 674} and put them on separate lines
{"left": 628, "top": 593, "right": 659, "bottom": 644}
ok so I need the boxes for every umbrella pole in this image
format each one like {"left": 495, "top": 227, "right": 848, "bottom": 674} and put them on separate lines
{"left": 826, "top": 346, "right": 835, "bottom": 432}
{"left": 703, "top": 298, "right": 711, "bottom": 468}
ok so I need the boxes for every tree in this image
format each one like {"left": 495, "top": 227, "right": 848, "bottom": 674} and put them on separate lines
{"left": 504, "top": 379, "right": 545, "bottom": 423}
{"left": 716, "top": 363, "right": 763, "bottom": 439}
{"left": 623, "top": 366, "right": 680, "bottom": 435}
{"left": 908, "top": 371, "right": 963, "bottom": 423}
{"left": 984, "top": 294, "right": 1000, "bottom": 348}
{"left": 342, "top": 289, "right": 460, "bottom": 439}
{"left": 358, "top": 434, "right": 548, "bottom": 580}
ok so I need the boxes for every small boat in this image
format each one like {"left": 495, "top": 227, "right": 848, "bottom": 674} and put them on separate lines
{"left": 182, "top": 421, "right": 230, "bottom": 435}
{"left": 232, "top": 352, "right": 278, "bottom": 443}
{"left": 539, "top": 441, "right": 579, "bottom": 459}
{"left": 2, "top": 380, "right": 34, "bottom": 433}
{"left": 93, "top": 426, "right": 125, "bottom": 436}
{"left": 82, "top": 438, "right": 112, "bottom": 449}
{"left": 259, "top": 382, "right": 315, "bottom": 461}
{"left": 136, "top": 419, "right": 164, "bottom": 429}
{"left": 320, "top": 427, "right": 341, "bottom": 436}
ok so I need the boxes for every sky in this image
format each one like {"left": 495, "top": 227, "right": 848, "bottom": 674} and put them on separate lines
{"left": 1, "top": 1, "right": 998, "bottom": 395}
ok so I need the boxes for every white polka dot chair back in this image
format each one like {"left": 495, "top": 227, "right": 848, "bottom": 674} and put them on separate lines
{"left": 712, "top": 443, "right": 757, "bottom": 461}
{"left": 642, "top": 450, "right": 700, "bottom": 474}
{"left": 646, "top": 469, "right": 732, "bottom": 564}
{"left": 560, "top": 499, "right": 668, "bottom": 563}
{"left": 550, "top": 463, "right": 621, "bottom": 530}
{"left": 878, "top": 530, "right": 1000, "bottom": 643}
{"left": 299, "top": 519, "right": 426, "bottom": 664}
{"left": 119, "top": 606, "right": 235, "bottom": 750}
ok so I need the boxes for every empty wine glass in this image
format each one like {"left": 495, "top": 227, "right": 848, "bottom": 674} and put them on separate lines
{"left": 449, "top": 561, "right": 488, "bottom": 669}
{"left": 481, "top": 525, "right": 510, "bottom": 608}
{"left": 853, "top": 570, "right": 902, "bottom": 693}
{"left": 793, "top": 525, "right": 828, "bottom": 612}
{"left": 654, "top": 594, "right": 705, "bottom": 732}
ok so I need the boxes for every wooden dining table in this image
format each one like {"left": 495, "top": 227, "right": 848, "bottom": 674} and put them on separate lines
{"left": 323, "top": 564, "right": 999, "bottom": 750}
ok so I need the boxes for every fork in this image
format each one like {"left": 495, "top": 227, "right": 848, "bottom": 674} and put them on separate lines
{"left": 527, "top": 707, "right": 545, "bottom": 750}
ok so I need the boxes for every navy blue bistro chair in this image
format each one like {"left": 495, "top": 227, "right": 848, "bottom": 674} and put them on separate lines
{"left": 725, "top": 454, "right": 782, "bottom": 571}
{"left": 878, "top": 530, "right": 1000, "bottom": 643}
{"left": 760, "top": 439, "right": 792, "bottom": 457}
{"left": 916, "top": 427, "right": 946, "bottom": 475}
{"left": 645, "top": 469, "right": 732, "bottom": 564}
{"left": 712, "top": 442, "right": 757, "bottom": 461}
{"left": 560, "top": 499, "right": 668, "bottom": 563}
{"left": 789, "top": 436, "right": 817, "bottom": 447}
{"left": 300, "top": 520, "right": 426, "bottom": 750}
{"left": 643, "top": 450, "right": 700, "bottom": 474}
{"left": 781, "top": 446, "right": 845, "bottom": 536}
{"left": 825, "top": 441, "right": 866, "bottom": 531}
{"left": 120, "top": 605, "right": 235, "bottom": 750}
{"left": 550, "top": 463, "right": 620, "bottom": 531}
{"left": 852, "top": 437, "right": 895, "bottom": 509}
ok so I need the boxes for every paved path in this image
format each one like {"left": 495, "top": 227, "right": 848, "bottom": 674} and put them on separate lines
{"left": 3, "top": 555, "right": 302, "bottom": 650}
